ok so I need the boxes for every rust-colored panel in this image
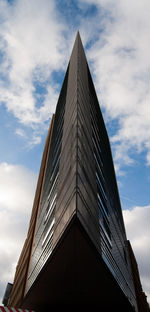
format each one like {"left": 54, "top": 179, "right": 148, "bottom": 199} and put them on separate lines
{"left": 8, "top": 115, "right": 55, "bottom": 307}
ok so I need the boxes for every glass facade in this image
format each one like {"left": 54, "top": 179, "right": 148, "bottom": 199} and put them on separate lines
{"left": 26, "top": 69, "right": 68, "bottom": 293}
{"left": 88, "top": 67, "right": 136, "bottom": 306}
{"left": 24, "top": 32, "right": 137, "bottom": 311}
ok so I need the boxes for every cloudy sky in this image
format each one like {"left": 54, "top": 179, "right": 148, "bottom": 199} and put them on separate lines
{"left": 0, "top": 0, "right": 150, "bottom": 306}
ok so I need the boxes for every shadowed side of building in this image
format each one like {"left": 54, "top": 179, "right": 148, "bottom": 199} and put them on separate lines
{"left": 127, "top": 240, "right": 150, "bottom": 312}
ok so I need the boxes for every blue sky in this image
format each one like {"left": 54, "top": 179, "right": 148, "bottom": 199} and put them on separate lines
{"left": 0, "top": 0, "right": 150, "bottom": 305}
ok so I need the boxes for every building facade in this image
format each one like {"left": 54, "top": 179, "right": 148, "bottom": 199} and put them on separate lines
{"left": 8, "top": 32, "right": 141, "bottom": 311}
{"left": 127, "top": 241, "right": 150, "bottom": 312}
{"left": 8, "top": 115, "right": 55, "bottom": 307}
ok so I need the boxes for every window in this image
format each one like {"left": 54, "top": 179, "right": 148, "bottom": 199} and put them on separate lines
{"left": 48, "top": 172, "right": 59, "bottom": 202}
{"left": 96, "top": 171, "right": 107, "bottom": 202}
{"left": 94, "top": 152, "right": 105, "bottom": 182}
{"left": 97, "top": 193, "right": 108, "bottom": 217}
{"left": 99, "top": 210, "right": 112, "bottom": 247}
{"left": 103, "top": 216, "right": 111, "bottom": 240}
{"left": 44, "top": 194, "right": 56, "bottom": 224}
{"left": 42, "top": 218, "right": 55, "bottom": 248}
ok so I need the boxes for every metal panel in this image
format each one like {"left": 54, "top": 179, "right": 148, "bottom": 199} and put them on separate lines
{"left": 23, "top": 32, "right": 137, "bottom": 311}
{"left": 26, "top": 66, "right": 68, "bottom": 293}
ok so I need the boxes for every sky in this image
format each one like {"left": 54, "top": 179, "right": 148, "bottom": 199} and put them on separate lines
{"left": 0, "top": 0, "right": 150, "bottom": 306}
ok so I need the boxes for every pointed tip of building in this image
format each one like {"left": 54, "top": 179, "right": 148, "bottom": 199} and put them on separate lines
{"left": 69, "top": 30, "right": 85, "bottom": 63}
{"left": 75, "top": 30, "right": 84, "bottom": 49}
{"left": 76, "top": 30, "right": 81, "bottom": 40}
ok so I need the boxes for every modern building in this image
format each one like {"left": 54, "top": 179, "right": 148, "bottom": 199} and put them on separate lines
{"left": 7, "top": 32, "right": 145, "bottom": 311}
{"left": 127, "top": 241, "right": 150, "bottom": 312}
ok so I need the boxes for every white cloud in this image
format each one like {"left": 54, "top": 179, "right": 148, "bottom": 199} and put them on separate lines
{"left": 0, "top": 162, "right": 37, "bottom": 304}
{"left": 38, "top": 83, "right": 60, "bottom": 123}
{"left": 0, "top": 0, "right": 69, "bottom": 145}
{"left": 80, "top": 0, "right": 150, "bottom": 170}
{"left": 123, "top": 206, "right": 150, "bottom": 304}
{"left": 15, "top": 128, "right": 27, "bottom": 138}
{"left": 0, "top": 162, "right": 36, "bottom": 212}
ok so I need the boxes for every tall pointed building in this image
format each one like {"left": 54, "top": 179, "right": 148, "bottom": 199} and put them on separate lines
{"left": 8, "top": 32, "right": 139, "bottom": 311}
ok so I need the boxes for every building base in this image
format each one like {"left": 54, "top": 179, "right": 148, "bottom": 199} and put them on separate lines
{"left": 22, "top": 217, "right": 136, "bottom": 311}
